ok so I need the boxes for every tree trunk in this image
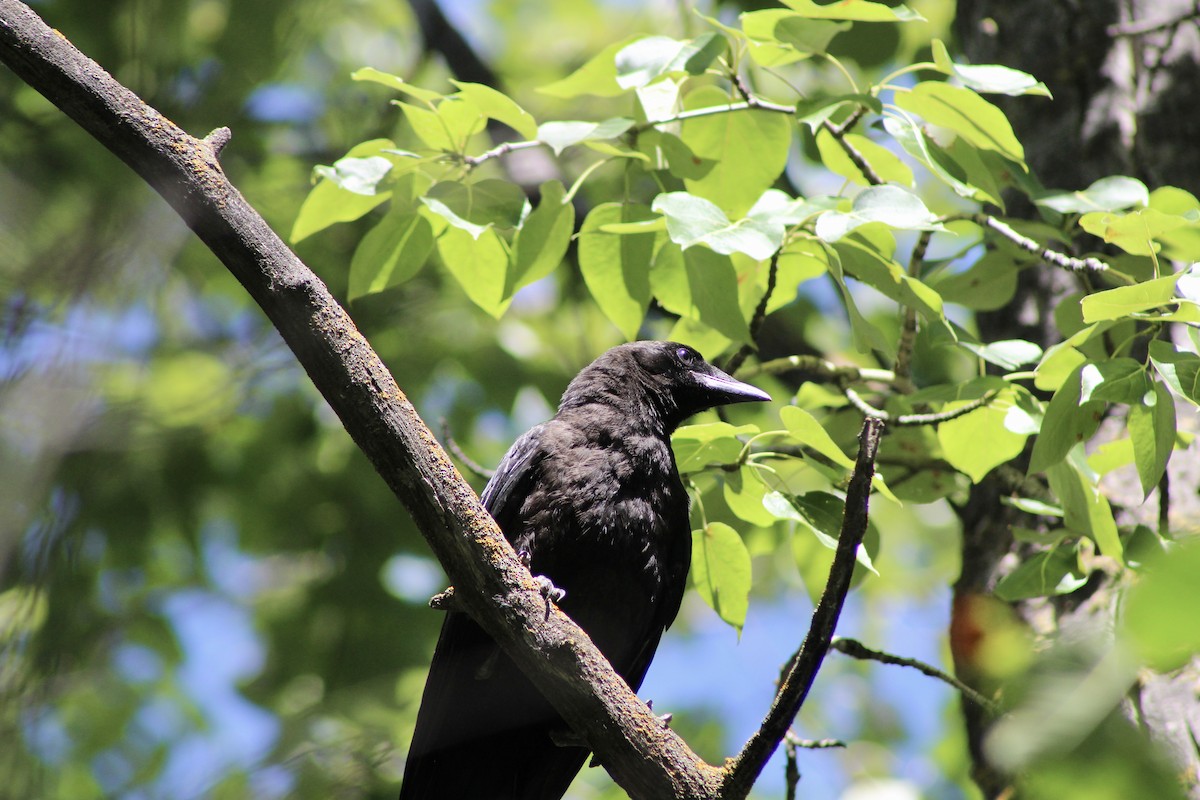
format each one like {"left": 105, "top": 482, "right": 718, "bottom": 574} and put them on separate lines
{"left": 953, "top": 2, "right": 1200, "bottom": 796}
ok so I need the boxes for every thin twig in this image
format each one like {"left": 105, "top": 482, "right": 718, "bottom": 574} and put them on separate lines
{"left": 893, "top": 229, "right": 932, "bottom": 393}
{"left": 1107, "top": 5, "right": 1200, "bottom": 37}
{"left": 724, "top": 251, "right": 781, "bottom": 375}
{"left": 440, "top": 418, "right": 495, "bottom": 479}
{"left": 737, "top": 354, "right": 896, "bottom": 384}
{"left": 975, "top": 214, "right": 1112, "bottom": 275}
{"left": 823, "top": 118, "right": 882, "bottom": 186}
{"left": 462, "top": 138, "right": 544, "bottom": 168}
{"left": 842, "top": 388, "right": 999, "bottom": 426}
{"left": 831, "top": 637, "right": 1000, "bottom": 714}
{"left": 721, "top": 418, "right": 884, "bottom": 798}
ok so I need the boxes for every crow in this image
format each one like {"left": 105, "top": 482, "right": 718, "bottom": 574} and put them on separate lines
{"left": 400, "top": 341, "right": 770, "bottom": 799}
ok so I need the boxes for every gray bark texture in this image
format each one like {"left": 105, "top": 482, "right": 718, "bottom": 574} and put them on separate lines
{"left": 954, "top": 1, "right": 1200, "bottom": 797}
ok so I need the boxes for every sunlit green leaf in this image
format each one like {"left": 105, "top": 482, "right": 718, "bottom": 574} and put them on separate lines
{"left": 352, "top": 67, "right": 443, "bottom": 103}
{"left": 1080, "top": 273, "right": 1181, "bottom": 322}
{"left": 815, "top": 129, "right": 914, "bottom": 186}
{"left": 673, "top": 422, "right": 759, "bottom": 473}
{"left": 537, "top": 118, "right": 634, "bottom": 155}
{"left": 681, "top": 85, "right": 792, "bottom": 217}
{"left": 930, "top": 40, "right": 1051, "bottom": 97}
{"left": 539, "top": 36, "right": 640, "bottom": 98}
{"left": 894, "top": 82, "right": 1025, "bottom": 166}
{"left": 348, "top": 210, "right": 434, "bottom": 300}
{"left": 1079, "top": 207, "right": 1193, "bottom": 256}
{"left": 1149, "top": 339, "right": 1200, "bottom": 404}
{"left": 291, "top": 140, "right": 396, "bottom": 242}
{"left": 615, "top": 33, "right": 726, "bottom": 89}
{"left": 691, "top": 522, "right": 752, "bottom": 631}
{"left": 938, "top": 389, "right": 1028, "bottom": 482}
{"left": 509, "top": 180, "right": 573, "bottom": 296}
{"left": 578, "top": 203, "right": 654, "bottom": 339}
{"left": 815, "top": 185, "right": 945, "bottom": 242}
{"left": 1029, "top": 366, "right": 1104, "bottom": 473}
{"left": 1128, "top": 380, "right": 1175, "bottom": 498}
{"left": 1036, "top": 176, "right": 1149, "bottom": 214}
{"left": 994, "top": 548, "right": 1087, "bottom": 601}
{"left": 435, "top": 224, "right": 511, "bottom": 318}
{"left": 779, "top": 0, "right": 923, "bottom": 21}
{"left": 1045, "top": 456, "right": 1123, "bottom": 564}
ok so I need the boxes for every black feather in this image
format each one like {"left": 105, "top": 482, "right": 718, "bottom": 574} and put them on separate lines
{"left": 399, "top": 341, "right": 769, "bottom": 800}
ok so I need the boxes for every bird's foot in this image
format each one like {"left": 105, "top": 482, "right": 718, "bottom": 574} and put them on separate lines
{"left": 518, "top": 548, "right": 566, "bottom": 618}
{"left": 549, "top": 726, "right": 588, "bottom": 750}
{"left": 428, "top": 586, "right": 459, "bottom": 611}
{"left": 535, "top": 575, "right": 567, "bottom": 604}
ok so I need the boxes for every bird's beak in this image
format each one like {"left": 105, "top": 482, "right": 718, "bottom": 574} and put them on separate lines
{"left": 693, "top": 368, "right": 771, "bottom": 405}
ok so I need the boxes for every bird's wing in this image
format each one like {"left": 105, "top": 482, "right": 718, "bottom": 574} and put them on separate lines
{"left": 401, "top": 425, "right": 589, "bottom": 799}
{"left": 480, "top": 423, "right": 546, "bottom": 531}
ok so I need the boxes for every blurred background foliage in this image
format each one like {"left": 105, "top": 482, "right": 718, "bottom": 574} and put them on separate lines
{"left": 2, "top": 1, "right": 1197, "bottom": 799}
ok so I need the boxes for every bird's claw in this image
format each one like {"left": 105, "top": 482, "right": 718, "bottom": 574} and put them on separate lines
{"left": 535, "top": 575, "right": 566, "bottom": 604}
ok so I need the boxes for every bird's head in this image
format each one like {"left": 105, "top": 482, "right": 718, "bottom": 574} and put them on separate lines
{"left": 560, "top": 341, "right": 771, "bottom": 432}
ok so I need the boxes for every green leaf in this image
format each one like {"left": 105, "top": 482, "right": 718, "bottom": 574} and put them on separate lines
{"left": 351, "top": 67, "right": 443, "bottom": 103}
{"left": 509, "top": 180, "right": 574, "bottom": 296}
{"left": 291, "top": 139, "right": 395, "bottom": 242}
{"left": 691, "top": 522, "right": 752, "bottom": 632}
{"left": 815, "top": 185, "right": 945, "bottom": 242}
{"left": 1123, "top": 538, "right": 1200, "bottom": 670}
{"left": 651, "top": 241, "right": 751, "bottom": 343}
{"left": 1036, "top": 176, "right": 1149, "bottom": 214}
{"left": 435, "top": 224, "right": 511, "bottom": 318}
{"left": 779, "top": 0, "right": 923, "bottom": 21}
{"left": 578, "top": 203, "right": 654, "bottom": 339}
{"left": 1029, "top": 366, "right": 1104, "bottom": 473}
{"left": 615, "top": 33, "right": 726, "bottom": 89}
{"left": 794, "top": 93, "right": 882, "bottom": 131}
{"left": 537, "top": 118, "right": 634, "bottom": 155}
{"left": 348, "top": 210, "right": 434, "bottom": 300}
{"left": 1128, "top": 380, "right": 1175, "bottom": 498}
{"left": 930, "top": 39, "right": 1051, "bottom": 97}
{"left": 1149, "top": 339, "right": 1200, "bottom": 404}
{"left": 815, "top": 128, "right": 914, "bottom": 186}
{"left": 929, "top": 250, "right": 1020, "bottom": 311}
{"left": 398, "top": 98, "right": 486, "bottom": 152}
{"left": 1080, "top": 273, "right": 1181, "bottom": 322}
{"left": 449, "top": 81, "right": 538, "bottom": 140}
{"left": 723, "top": 466, "right": 778, "bottom": 527}
{"left": 764, "top": 491, "right": 878, "bottom": 574}
{"left": 835, "top": 233, "right": 948, "bottom": 327}
{"left": 1045, "top": 457, "right": 1124, "bottom": 564}
{"left": 739, "top": 11, "right": 850, "bottom": 66}
{"left": 1079, "top": 358, "right": 1149, "bottom": 404}
{"left": 683, "top": 247, "right": 752, "bottom": 341}
{"left": 780, "top": 405, "right": 854, "bottom": 468}
{"left": 937, "top": 389, "right": 1029, "bottom": 482}
{"left": 653, "top": 191, "right": 783, "bottom": 261}
{"left": 994, "top": 549, "right": 1087, "bottom": 601}
{"left": 420, "top": 179, "right": 528, "bottom": 238}
{"left": 681, "top": 85, "right": 792, "bottom": 216}
{"left": 673, "top": 422, "right": 759, "bottom": 473}
{"left": 894, "top": 82, "right": 1025, "bottom": 166}
{"left": 312, "top": 155, "right": 393, "bottom": 196}
{"left": 538, "top": 37, "right": 639, "bottom": 98}
{"left": 1079, "top": 207, "right": 1191, "bottom": 256}
{"left": 959, "top": 339, "right": 1043, "bottom": 370}
{"left": 882, "top": 113, "right": 1003, "bottom": 206}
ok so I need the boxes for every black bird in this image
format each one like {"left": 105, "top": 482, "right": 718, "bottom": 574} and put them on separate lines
{"left": 400, "top": 341, "right": 770, "bottom": 800}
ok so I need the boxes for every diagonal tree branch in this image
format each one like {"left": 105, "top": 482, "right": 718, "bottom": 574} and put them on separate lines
{"left": 0, "top": 3, "right": 718, "bottom": 797}
{"left": 721, "top": 417, "right": 884, "bottom": 797}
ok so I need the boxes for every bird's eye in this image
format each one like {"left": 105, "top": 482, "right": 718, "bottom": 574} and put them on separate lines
{"left": 676, "top": 346, "right": 696, "bottom": 363}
